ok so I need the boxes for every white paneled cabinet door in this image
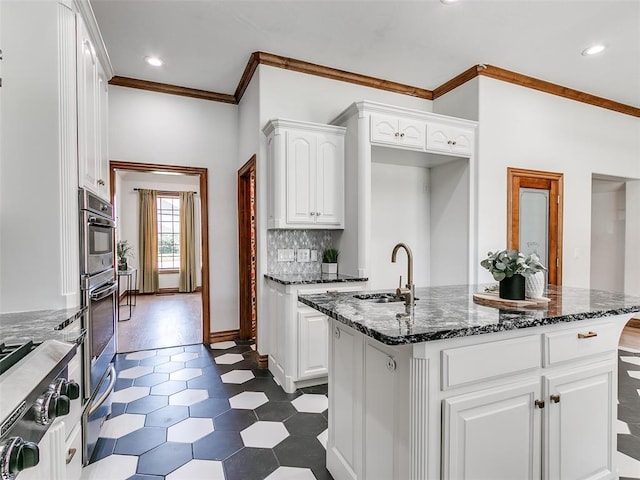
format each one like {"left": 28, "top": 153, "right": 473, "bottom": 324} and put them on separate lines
{"left": 286, "top": 131, "right": 316, "bottom": 225}
{"left": 315, "top": 134, "right": 343, "bottom": 226}
{"left": 77, "top": 20, "right": 98, "bottom": 194}
{"left": 398, "top": 118, "right": 426, "bottom": 149}
{"left": 442, "top": 380, "right": 541, "bottom": 480}
{"left": 370, "top": 114, "right": 400, "bottom": 146}
{"left": 545, "top": 362, "right": 615, "bottom": 480}
{"left": 297, "top": 308, "right": 329, "bottom": 380}
{"left": 370, "top": 114, "right": 426, "bottom": 150}
{"left": 96, "top": 62, "right": 109, "bottom": 199}
{"left": 426, "top": 123, "right": 474, "bottom": 156}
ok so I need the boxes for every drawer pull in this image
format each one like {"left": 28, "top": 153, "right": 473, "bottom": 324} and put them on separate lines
{"left": 577, "top": 331, "right": 598, "bottom": 339}
{"left": 66, "top": 447, "right": 77, "bottom": 465}
{"left": 550, "top": 394, "right": 560, "bottom": 403}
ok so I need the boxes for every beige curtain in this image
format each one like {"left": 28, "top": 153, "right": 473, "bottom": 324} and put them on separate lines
{"left": 179, "top": 191, "right": 197, "bottom": 293}
{"left": 138, "top": 189, "right": 158, "bottom": 293}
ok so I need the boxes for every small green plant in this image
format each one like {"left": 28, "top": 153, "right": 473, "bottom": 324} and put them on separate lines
{"left": 117, "top": 240, "right": 134, "bottom": 264}
{"left": 480, "top": 249, "right": 546, "bottom": 281}
{"left": 322, "top": 248, "right": 339, "bottom": 263}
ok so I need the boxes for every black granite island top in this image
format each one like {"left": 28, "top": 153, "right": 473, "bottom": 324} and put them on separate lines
{"left": 298, "top": 284, "right": 640, "bottom": 345}
{"left": 0, "top": 306, "right": 86, "bottom": 345}
{"left": 265, "top": 273, "right": 368, "bottom": 285}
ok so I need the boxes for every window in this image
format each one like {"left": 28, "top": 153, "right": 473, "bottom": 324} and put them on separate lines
{"left": 157, "top": 195, "right": 180, "bottom": 270}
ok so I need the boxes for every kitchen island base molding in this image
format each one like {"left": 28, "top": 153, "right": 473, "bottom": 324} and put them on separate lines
{"left": 327, "top": 314, "right": 631, "bottom": 480}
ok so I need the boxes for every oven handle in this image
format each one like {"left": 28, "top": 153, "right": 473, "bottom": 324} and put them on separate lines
{"left": 88, "top": 216, "right": 116, "bottom": 229}
{"left": 90, "top": 282, "right": 118, "bottom": 301}
{"left": 88, "top": 364, "right": 116, "bottom": 416}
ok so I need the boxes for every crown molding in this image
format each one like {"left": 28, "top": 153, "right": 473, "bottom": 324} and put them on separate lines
{"left": 108, "top": 76, "right": 236, "bottom": 104}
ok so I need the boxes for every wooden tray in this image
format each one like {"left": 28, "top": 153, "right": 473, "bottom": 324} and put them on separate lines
{"left": 473, "top": 292, "right": 551, "bottom": 309}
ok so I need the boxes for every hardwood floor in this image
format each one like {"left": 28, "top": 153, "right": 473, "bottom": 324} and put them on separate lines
{"left": 117, "top": 292, "right": 202, "bottom": 353}
{"left": 620, "top": 318, "right": 640, "bottom": 350}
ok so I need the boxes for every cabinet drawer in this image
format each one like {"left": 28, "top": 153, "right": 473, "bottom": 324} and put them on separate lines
{"left": 543, "top": 322, "right": 618, "bottom": 366}
{"left": 442, "top": 335, "right": 540, "bottom": 389}
{"left": 64, "top": 423, "right": 82, "bottom": 480}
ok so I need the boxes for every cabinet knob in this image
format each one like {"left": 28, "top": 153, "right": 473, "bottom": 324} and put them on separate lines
{"left": 334, "top": 327, "right": 341, "bottom": 339}
{"left": 447, "top": 140, "right": 452, "bottom": 144}
{"left": 550, "top": 394, "right": 560, "bottom": 403}
{"left": 316, "top": 212, "right": 321, "bottom": 216}
{"left": 310, "top": 212, "right": 316, "bottom": 216}
{"left": 534, "top": 399, "right": 545, "bottom": 409}
{"left": 400, "top": 133, "right": 405, "bottom": 138}
{"left": 394, "top": 132, "right": 399, "bottom": 137}
{"left": 97, "top": 179, "right": 105, "bottom": 186}
{"left": 386, "top": 357, "right": 396, "bottom": 371}
{"left": 452, "top": 141, "right": 457, "bottom": 145}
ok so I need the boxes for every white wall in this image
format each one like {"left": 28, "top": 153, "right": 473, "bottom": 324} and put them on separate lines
{"left": 109, "top": 86, "right": 239, "bottom": 332}
{"left": 590, "top": 179, "right": 625, "bottom": 293}
{"left": 115, "top": 171, "right": 202, "bottom": 292}
{"left": 475, "top": 77, "right": 640, "bottom": 292}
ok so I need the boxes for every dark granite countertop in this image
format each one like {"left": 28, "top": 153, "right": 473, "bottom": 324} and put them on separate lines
{"left": 0, "top": 306, "right": 86, "bottom": 345}
{"left": 265, "top": 273, "right": 368, "bottom": 285}
{"left": 298, "top": 284, "right": 640, "bottom": 345}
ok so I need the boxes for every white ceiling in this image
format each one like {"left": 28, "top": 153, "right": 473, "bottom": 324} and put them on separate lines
{"left": 91, "top": 0, "right": 640, "bottom": 107}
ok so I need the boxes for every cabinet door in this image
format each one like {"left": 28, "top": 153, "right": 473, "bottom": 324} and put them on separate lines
{"left": 77, "top": 21, "right": 99, "bottom": 193}
{"left": 297, "top": 308, "right": 329, "bottom": 380}
{"left": 315, "top": 134, "right": 343, "bottom": 226}
{"left": 545, "top": 362, "right": 615, "bottom": 480}
{"left": 285, "top": 130, "right": 316, "bottom": 225}
{"left": 426, "top": 123, "right": 473, "bottom": 156}
{"left": 267, "top": 285, "right": 286, "bottom": 378}
{"left": 370, "top": 114, "right": 399, "bottom": 146}
{"left": 397, "top": 118, "right": 426, "bottom": 150}
{"left": 449, "top": 128, "right": 473, "bottom": 156}
{"left": 442, "top": 380, "right": 541, "bottom": 480}
{"left": 96, "top": 63, "right": 109, "bottom": 200}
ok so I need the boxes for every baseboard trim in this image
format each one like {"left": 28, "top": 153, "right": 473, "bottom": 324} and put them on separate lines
{"left": 209, "top": 329, "right": 240, "bottom": 343}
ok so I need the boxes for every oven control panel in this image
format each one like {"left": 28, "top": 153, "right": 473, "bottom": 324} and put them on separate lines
{"left": 0, "top": 436, "right": 39, "bottom": 480}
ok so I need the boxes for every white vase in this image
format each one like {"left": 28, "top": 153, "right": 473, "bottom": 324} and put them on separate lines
{"left": 321, "top": 262, "right": 338, "bottom": 275}
{"left": 525, "top": 271, "right": 545, "bottom": 299}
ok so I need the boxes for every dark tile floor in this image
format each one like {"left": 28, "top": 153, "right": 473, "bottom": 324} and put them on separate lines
{"left": 81, "top": 341, "right": 331, "bottom": 480}
{"left": 81, "top": 342, "right": 640, "bottom": 480}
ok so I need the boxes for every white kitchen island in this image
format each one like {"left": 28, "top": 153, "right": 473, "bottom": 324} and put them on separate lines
{"left": 299, "top": 285, "right": 640, "bottom": 480}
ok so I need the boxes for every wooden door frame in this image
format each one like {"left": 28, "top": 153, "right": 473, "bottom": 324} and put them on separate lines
{"left": 507, "top": 167, "right": 564, "bottom": 285}
{"left": 109, "top": 160, "right": 211, "bottom": 343}
{"left": 238, "top": 156, "right": 257, "bottom": 341}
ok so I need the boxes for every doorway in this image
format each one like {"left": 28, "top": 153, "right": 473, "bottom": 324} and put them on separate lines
{"left": 110, "top": 160, "right": 210, "bottom": 348}
{"left": 507, "top": 168, "right": 563, "bottom": 285}
{"left": 238, "top": 156, "right": 257, "bottom": 344}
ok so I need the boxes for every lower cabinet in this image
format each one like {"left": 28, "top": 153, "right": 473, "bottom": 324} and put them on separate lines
{"left": 265, "top": 280, "right": 367, "bottom": 393}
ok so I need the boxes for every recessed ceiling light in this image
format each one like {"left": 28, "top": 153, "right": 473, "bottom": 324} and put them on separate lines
{"left": 581, "top": 44, "right": 605, "bottom": 56}
{"left": 440, "top": 0, "right": 459, "bottom": 3}
{"left": 144, "top": 56, "right": 163, "bottom": 67}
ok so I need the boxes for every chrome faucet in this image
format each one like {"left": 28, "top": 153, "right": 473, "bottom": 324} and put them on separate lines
{"left": 391, "top": 243, "right": 415, "bottom": 310}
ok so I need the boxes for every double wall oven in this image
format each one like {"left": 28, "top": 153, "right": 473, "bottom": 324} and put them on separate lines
{"left": 78, "top": 188, "right": 117, "bottom": 464}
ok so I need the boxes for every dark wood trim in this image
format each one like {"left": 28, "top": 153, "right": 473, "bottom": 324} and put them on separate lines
{"left": 209, "top": 329, "right": 240, "bottom": 343}
{"left": 434, "top": 64, "right": 640, "bottom": 118}
{"left": 252, "top": 51, "right": 433, "bottom": 100}
{"left": 256, "top": 353, "right": 268, "bottom": 370}
{"left": 109, "top": 160, "right": 211, "bottom": 343}
{"left": 432, "top": 65, "right": 484, "bottom": 99}
{"left": 507, "top": 168, "right": 564, "bottom": 285}
{"left": 238, "top": 155, "right": 257, "bottom": 341}
{"left": 109, "top": 76, "right": 237, "bottom": 104}
{"left": 234, "top": 52, "right": 260, "bottom": 103}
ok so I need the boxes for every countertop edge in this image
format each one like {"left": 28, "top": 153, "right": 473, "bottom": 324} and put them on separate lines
{"left": 265, "top": 274, "right": 369, "bottom": 285}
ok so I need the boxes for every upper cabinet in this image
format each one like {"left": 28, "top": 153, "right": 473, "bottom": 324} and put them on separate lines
{"left": 263, "top": 119, "right": 346, "bottom": 229}
{"left": 77, "top": 16, "right": 110, "bottom": 200}
{"left": 370, "top": 114, "right": 426, "bottom": 150}
{"left": 426, "top": 123, "right": 474, "bottom": 156}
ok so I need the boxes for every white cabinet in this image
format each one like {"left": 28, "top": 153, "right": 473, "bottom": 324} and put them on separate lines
{"left": 370, "top": 114, "right": 426, "bottom": 150}
{"left": 77, "top": 17, "right": 109, "bottom": 201}
{"left": 263, "top": 119, "right": 345, "bottom": 229}
{"left": 297, "top": 307, "right": 329, "bottom": 380}
{"left": 545, "top": 362, "right": 615, "bottom": 480}
{"left": 426, "top": 123, "right": 474, "bottom": 156}
{"left": 443, "top": 380, "right": 542, "bottom": 480}
{"left": 265, "top": 279, "right": 367, "bottom": 393}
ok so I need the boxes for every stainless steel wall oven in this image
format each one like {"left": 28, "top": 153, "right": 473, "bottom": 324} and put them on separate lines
{"left": 78, "top": 188, "right": 117, "bottom": 465}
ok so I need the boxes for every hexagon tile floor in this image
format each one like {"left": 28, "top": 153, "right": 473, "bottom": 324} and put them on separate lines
{"left": 80, "top": 342, "right": 332, "bottom": 480}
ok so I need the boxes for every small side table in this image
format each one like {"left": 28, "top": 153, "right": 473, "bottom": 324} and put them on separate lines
{"left": 117, "top": 268, "right": 138, "bottom": 321}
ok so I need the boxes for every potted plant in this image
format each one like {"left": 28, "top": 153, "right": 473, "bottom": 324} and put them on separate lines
{"left": 480, "top": 249, "right": 546, "bottom": 300}
{"left": 117, "top": 240, "right": 134, "bottom": 271}
{"left": 321, "top": 248, "right": 339, "bottom": 275}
